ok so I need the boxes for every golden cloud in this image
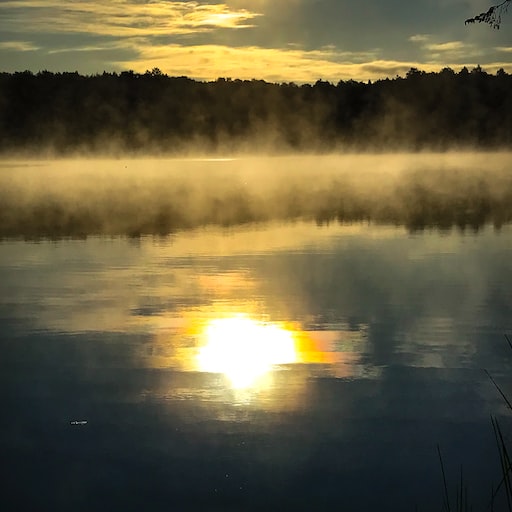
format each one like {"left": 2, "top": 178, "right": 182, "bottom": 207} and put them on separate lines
{"left": 425, "top": 41, "right": 466, "bottom": 52}
{"left": 112, "top": 40, "right": 512, "bottom": 83}
{"left": 0, "top": 40, "right": 40, "bottom": 51}
{"left": 110, "top": 42, "right": 512, "bottom": 82}
{"left": 112, "top": 43, "right": 376, "bottom": 81}
{"left": 0, "top": 1, "right": 262, "bottom": 36}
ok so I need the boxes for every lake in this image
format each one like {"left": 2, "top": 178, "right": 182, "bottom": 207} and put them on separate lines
{"left": 1, "top": 154, "right": 512, "bottom": 511}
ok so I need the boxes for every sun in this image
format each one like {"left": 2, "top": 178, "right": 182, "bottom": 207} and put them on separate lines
{"left": 197, "top": 315, "right": 297, "bottom": 389}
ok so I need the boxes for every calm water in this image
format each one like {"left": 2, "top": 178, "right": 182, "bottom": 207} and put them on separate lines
{"left": 1, "top": 221, "right": 512, "bottom": 511}
{"left": 2, "top": 156, "right": 512, "bottom": 511}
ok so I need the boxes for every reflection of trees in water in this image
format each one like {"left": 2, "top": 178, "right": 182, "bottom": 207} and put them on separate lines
{"left": 1, "top": 161, "right": 512, "bottom": 238}
{"left": 1, "top": 67, "right": 512, "bottom": 154}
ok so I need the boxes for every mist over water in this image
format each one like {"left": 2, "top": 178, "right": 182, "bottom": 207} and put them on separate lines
{"left": 2, "top": 151, "right": 512, "bottom": 511}
{"left": 1, "top": 152, "right": 512, "bottom": 238}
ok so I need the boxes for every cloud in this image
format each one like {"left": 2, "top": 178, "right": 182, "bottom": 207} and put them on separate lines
{"left": 2, "top": 1, "right": 511, "bottom": 82}
{"left": 408, "top": 35, "right": 483, "bottom": 62}
{"left": 409, "top": 34, "right": 430, "bottom": 43}
{"left": 47, "top": 43, "right": 126, "bottom": 55}
{"left": 112, "top": 42, "right": 388, "bottom": 81}
{"left": 425, "top": 41, "right": 466, "bottom": 52}
{"left": 409, "top": 36, "right": 470, "bottom": 55}
{"left": 0, "top": 41, "right": 39, "bottom": 51}
{"left": 110, "top": 41, "right": 512, "bottom": 82}
{"left": 0, "top": 1, "right": 262, "bottom": 37}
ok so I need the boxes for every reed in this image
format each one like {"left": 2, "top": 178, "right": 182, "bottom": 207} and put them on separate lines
{"left": 436, "top": 334, "right": 512, "bottom": 512}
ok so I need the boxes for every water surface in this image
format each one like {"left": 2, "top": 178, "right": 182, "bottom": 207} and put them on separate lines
{"left": 2, "top": 217, "right": 512, "bottom": 511}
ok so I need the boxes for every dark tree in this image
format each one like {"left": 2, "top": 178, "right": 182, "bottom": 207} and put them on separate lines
{"left": 1, "top": 67, "right": 512, "bottom": 154}
{"left": 465, "top": 0, "right": 511, "bottom": 29}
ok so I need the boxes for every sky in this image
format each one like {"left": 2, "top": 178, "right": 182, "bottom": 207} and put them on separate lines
{"left": 1, "top": 0, "right": 512, "bottom": 83}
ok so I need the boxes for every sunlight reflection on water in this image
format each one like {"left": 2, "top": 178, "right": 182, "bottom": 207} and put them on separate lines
{"left": 197, "top": 315, "right": 297, "bottom": 389}
{"left": 138, "top": 305, "right": 372, "bottom": 409}
{"left": 2, "top": 218, "right": 512, "bottom": 511}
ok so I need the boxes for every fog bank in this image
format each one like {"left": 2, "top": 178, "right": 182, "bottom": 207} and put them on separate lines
{"left": 1, "top": 153, "right": 512, "bottom": 238}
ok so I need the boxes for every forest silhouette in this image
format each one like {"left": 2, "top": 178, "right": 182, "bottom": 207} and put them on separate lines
{"left": 1, "top": 66, "right": 512, "bottom": 155}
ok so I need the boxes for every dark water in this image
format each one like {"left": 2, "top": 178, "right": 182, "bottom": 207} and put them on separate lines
{"left": 1, "top": 219, "right": 512, "bottom": 511}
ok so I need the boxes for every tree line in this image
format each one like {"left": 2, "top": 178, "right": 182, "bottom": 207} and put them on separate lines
{"left": 1, "top": 66, "right": 512, "bottom": 155}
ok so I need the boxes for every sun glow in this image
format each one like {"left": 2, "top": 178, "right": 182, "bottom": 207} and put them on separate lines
{"left": 197, "top": 315, "right": 297, "bottom": 389}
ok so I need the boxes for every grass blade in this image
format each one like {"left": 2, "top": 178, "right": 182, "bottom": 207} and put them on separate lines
{"left": 438, "top": 444, "right": 451, "bottom": 512}
{"left": 485, "top": 369, "right": 512, "bottom": 412}
{"left": 495, "top": 419, "right": 512, "bottom": 510}
{"left": 492, "top": 416, "right": 512, "bottom": 512}
{"left": 504, "top": 334, "right": 512, "bottom": 352}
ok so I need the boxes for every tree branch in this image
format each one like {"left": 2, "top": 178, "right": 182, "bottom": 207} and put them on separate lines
{"left": 465, "top": 0, "right": 511, "bottom": 29}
